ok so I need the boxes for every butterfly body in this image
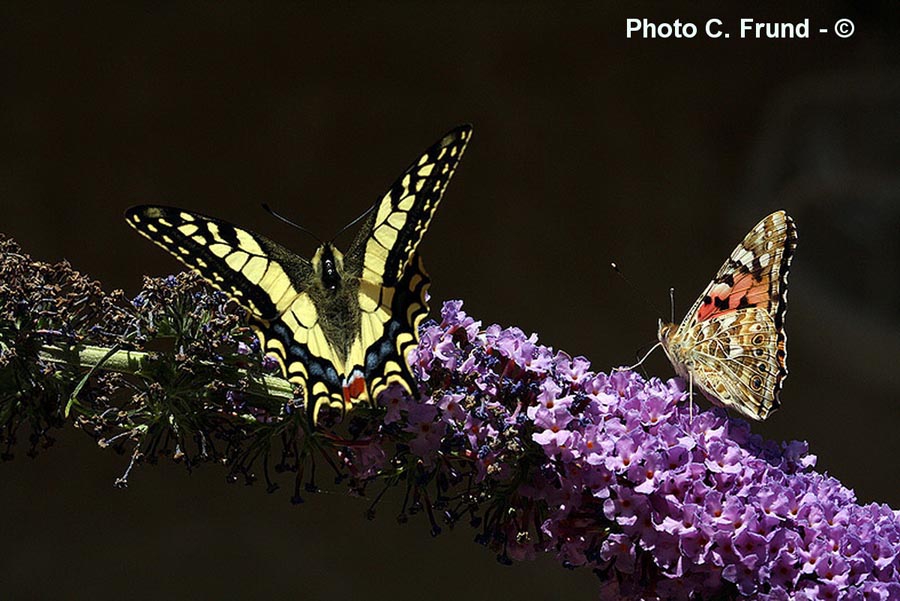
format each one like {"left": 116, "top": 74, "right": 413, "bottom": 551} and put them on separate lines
{"left": 658, "top": 211, "right": 797, "bottom": 421}
{"left": 299, "top": 242, "right": 360, "bottom": 363}
{"left": 127, "top": 125, "right": 472, "bottom": 423}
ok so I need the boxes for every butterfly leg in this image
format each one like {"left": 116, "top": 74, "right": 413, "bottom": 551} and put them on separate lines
{"left": 689, "top": 371, "right": 694, "bottom": 424}
{"left": 615, "top": 341, "right": 662, "bottom": 372}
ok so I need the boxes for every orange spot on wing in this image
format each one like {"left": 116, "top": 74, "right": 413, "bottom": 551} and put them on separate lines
{"left": 730, "top": 273, "right": 753, "bottom": 295}
{"left": 739, "top": 272, "right": 771, "bottom": 305}
{"left": 342, "top": 372, "right": 367, "bottom": 407}
{"left": 696, "top": 273, "right": 773, "bottom": 321}
{"left": 697, "top": 300, "right": 721, "bottom": 321}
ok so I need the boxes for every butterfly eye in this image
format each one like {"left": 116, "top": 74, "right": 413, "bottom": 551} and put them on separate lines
{"left": 758, "top": 364, "right": 767, "bottom": 372}
{"left": 751, "top": 376, "right": 763, "bottom": 390}
{"left": 752, "top": 334, "right": 765, "bottom": 346}
{"left": 754, "top": 348, "right": 764, "bottom": 356}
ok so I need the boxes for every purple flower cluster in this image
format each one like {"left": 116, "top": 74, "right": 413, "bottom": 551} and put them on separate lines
{"left": 370, "top": 300, "right": 900, "bottom": 599}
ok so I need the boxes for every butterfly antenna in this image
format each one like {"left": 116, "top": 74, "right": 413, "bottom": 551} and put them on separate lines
{"left": 261, "top": 203, "right": 324, "bottom": 245}
{"left": 610, "top": 262, "right": 665, "bottom": 319}
{"left": 670, "top": 287, "right": 676, "bottom": 324}
{"left": 610, "top": 262, "right": 668, "bottom": 373}
{"left": 331, "top": 204, "right": 376, "bottom": 243}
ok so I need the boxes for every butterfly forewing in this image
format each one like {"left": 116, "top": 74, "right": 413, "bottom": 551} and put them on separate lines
{"left": 348, "top": 125, "right": 472, "bottom": 287}
{"left": 342, "top": 125, "right": 472, "bottom": 411}
{"left": 125, "top": 205, "right": 341, "bottom": 410}
{"left": 125, "top": 206, "right": 311, "bottom": 319}
{"left": 662, "top": 211, "right": 797, "bottom": 420}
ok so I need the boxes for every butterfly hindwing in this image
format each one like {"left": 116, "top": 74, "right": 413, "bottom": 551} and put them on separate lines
{"left": 362, "top": 254, "right": 430, "bottom": 401}
{"left": 261, "top": 286, "right": 347, "bottom": 417}
{"left": 676, "top": 307, "right": 783, "bottom": 420}
{"left": 660, "top": 211, "right": 797, "bottom": 421}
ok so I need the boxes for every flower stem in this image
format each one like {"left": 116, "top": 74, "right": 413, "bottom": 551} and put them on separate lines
{"left": 37, "top": 343, "right": 295, "bottom": 401}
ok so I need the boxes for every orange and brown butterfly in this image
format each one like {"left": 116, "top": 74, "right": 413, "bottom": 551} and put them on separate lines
{"left": 657, "top": 211, "right": 798, "bottom": 421}
{"left": 125, "top": 125, "right": 472, "bottom": 424}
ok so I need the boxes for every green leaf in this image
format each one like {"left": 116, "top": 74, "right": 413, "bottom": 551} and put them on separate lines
{"left": 65, "top": 343, "right": 121, "bottom": 418}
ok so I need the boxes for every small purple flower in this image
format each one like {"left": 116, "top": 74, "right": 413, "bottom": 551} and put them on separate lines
{"left": 605, "top": 434, "right": 644, "bottom": 473}
{"left": 600, "top": 532, "right": 636, "bottom": 574}
{"left": 865, "top": 536, "right": 897, "bottom": 571}
{"left": 627, "top": 451, "right": 663, "bottom": 494}
{"left": 704, "top": 440, "right": 745, "bottom": 474}
{"left": 555, "top": 353, "right": 592, "bottom": 385}
{"left": 404, "top": 403, "right": 445, "bottom": 459}
{"left": 815, "top": 551, "right": 851, "bottom": 588}
{"left": 533, "top": 426, "right": 575, "bottom": 460}
{"left": 763, "top": 547, "right": 801, "bottom": 589}
{"left": 722, "top": 558, "right": 761, "bottom": 596}
{"left": 733, "top": 528, "right": 767, "bottom": 567}
{"left": 799, "top": 539, "right": 830, "bottom": 575}
{"left": 437, "top": 392, "right": 467, "bottom": 423}
{"left": 380, "top": 385, "right": 408, "bottom": 425}
{"left": 639, "top": 391, "right": 674, "bottom": 427}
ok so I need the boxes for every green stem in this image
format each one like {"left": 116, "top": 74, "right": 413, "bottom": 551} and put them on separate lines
{"left": 37, "top": 344, "right": 295, "bottom": 401}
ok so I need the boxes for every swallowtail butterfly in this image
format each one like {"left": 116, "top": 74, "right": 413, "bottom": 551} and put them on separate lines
{"left": 126, "top": 125, "right": 472, "bottom": 423}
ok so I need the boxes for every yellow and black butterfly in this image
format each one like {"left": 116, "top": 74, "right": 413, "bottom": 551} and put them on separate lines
{"left": 126, "top": 125, "right": 472, "bottom": 424}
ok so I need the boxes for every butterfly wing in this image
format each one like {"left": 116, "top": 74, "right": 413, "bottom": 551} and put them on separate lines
{"left": 126, "top": 205, "right": 311, "bottom": 319}
{"left": 346, "top": 124, "right": 472, "bottom": 288}
{"left": 666, "top": 211, "right": 798, "bottom": 420}
{"left": 683, "top": 210, "right": 796, "bottom": 333}
{"left": 125, "top": 205, "right": 347, "bottom": 411}
{"left": 343, "top": 125, "right": 472, "bottom": 402}
{"left": 675, "top": 307, "right": 784, "bottom": 420}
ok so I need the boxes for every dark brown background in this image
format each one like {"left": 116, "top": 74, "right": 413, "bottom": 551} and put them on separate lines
{"left": 2, "top": 3, "right": 898, "bottom": 599}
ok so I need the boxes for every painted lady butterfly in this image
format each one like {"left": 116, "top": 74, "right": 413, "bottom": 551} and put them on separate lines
{"left": 658, "top": 211, "right": 798, "bottom": 421}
